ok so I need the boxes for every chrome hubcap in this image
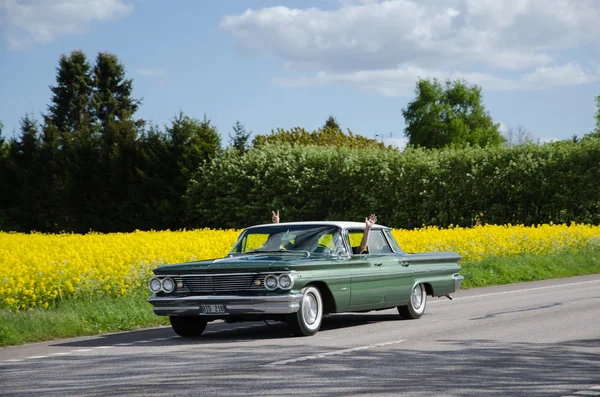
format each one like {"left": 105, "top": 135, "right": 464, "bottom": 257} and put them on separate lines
{"left": 303, "top": 293, "right": 318, "bottom": 324}
{"left": 411, "top": 284, "right": 423, "bottom": 309}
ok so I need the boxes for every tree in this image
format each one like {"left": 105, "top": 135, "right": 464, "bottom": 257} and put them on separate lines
{"left": 136, "top": 122, "right": 172, "bottom": 230}
{"left": 504, "top": 124, "right": 536, "bottom": 147}
{"left": 0, "top": 120, "right": 7, "bottom": 228}
{"left": 595, "top": 95, "right": 600, "bottom": 134}
{"left": 88, "top": 52, "right": 145, "bottom": 231}
{"left": 582, "top": 95, "right": 600, "bottom": 141}
{"left": 4, "top": 114, "right": 43, "bottom": 231}
{"left": 92, "top": 52, "right": 142, "bottom": 133}
{"left": 402, "top": 78, "right": 505, "bottom": 149}
{"left": 229, "top": 120, "right": 251, "bottom": 153}
{"left": 323, "top": 115, "right": 341, "bottom": 131}
{"left": 252, "top": 126, "right": 388, "bottom": 149}
{"left": 166, "top": 112, "right": 222, "bottom": 228}
{"left": 45, "top": 50, "right": 94, "bottom": 134}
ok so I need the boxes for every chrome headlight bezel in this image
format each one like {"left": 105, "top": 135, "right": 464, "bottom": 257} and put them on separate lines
{"left": 149, "top": 277, "right": 162, "bottom": 293}
{"left": 161, "top": 277, "right": 175, "bottom": 293}
{"left": 277, "top": 274, "right": 294, "bottom": 290}
{"left": 264, "top": 275, "right": 279, "bottom": 290}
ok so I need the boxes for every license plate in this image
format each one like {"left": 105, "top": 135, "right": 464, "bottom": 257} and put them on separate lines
{"left": 200, "top": 304, "right": 225, "bottom": 314}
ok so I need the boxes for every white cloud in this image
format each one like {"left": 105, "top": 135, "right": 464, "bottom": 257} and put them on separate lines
{"left": 273, "top": 63, "right": 600, "bottom": 96}
{"left": 136, "top": 68, "right": 167, "bottom": 77}
{"left": 0, "top": 0, "right": 133, "bottom": 49}
{"left": 221, "top": 0, "right": 600, "bottom": 93}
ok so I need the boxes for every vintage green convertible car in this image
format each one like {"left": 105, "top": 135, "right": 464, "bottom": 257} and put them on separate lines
{"left": 148, "top": 221, "right": 464, "bottom": 337}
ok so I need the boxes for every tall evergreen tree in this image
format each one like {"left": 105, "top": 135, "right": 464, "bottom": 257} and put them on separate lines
{"left": 323, "top": 115, "right": 341, "bottom": 131}
{"left": 45, "top": 50, "right": 94, "bottom": 134}
{"left": 136, "top": 123, "right": 172, "bottom": 229}
{"left": 92, "top": 52, "right": 142, "bottom": 134}
{"left": 229, "top": 120, "right": 251, "bottom": 153}
{"left": 36, "top": 122, "right": 68, "bottom": 232}
{"left": 5, "top": 114, "right": 43, "bottom": 231}
{"left": 0, "top": 120, "right": 11, "bottom": 229}
{"left": 167, "top": 112, "right": 221, "bottom": 228}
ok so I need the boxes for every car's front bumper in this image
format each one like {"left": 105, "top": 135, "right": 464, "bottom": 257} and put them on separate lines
{"left": 148, "top": 294, "right": 304, "bottom": 316}
{"left": 454, "top": 274, "right": 465, "bottom": 291}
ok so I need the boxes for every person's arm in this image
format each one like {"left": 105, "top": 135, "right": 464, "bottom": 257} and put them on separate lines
{"left": 272, "top": 210, "right": 280, "bottom": 223}
{"left": 355, "top": 214, "right": 377, "bottom": 254}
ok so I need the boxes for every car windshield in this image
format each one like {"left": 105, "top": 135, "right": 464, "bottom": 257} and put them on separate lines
{"left": 229, "top": 225, "right": 345, "bottom": 255}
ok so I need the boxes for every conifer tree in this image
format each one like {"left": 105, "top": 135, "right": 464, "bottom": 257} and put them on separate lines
{"left": 45, "top": 50, "right": 94, "bottom": 134}
{"left": 229, "top": 120, "right": 251, "bottom": 153}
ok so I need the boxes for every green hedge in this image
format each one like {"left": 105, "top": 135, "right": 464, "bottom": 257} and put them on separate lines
{"left": 184, "top": 138, "right": 600, "bottom": 229}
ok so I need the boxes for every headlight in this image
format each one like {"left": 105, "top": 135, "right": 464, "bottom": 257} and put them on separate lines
{"left": 278, "top": 274, "right": 293, "bottom": 290}
{"left": 149, "top": 278, "right": 161, "bottom": 293}
{"left": 264, "top": 275, "right": 278, "bottom": 290}
{"left": 162, "top": 277, "right": 175, "bottom": 293}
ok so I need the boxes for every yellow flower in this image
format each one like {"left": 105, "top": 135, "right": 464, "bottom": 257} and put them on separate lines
{"left": 1, "top": 223, "right": 599, "bottom": 311}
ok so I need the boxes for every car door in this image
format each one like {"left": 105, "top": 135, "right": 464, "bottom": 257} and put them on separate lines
{"left": 345, "top": 229, "right": 386, "bottom": 308}
{"left": 367, "top": 229, "right": 413, "bottom": 305}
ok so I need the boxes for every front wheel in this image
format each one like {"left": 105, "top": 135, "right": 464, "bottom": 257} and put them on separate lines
{"left": 169, "top": 316, "right": 208, "bottom": 337}
{"left": 398, "top": 283, "right": 427, "bottom": 319}
{"left": 287, "top": 285, "right": 323, "bottom": 336}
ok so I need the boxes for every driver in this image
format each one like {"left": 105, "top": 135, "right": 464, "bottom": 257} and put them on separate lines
{"left": 270, "top": 210, "right": 377, "bottom": 254}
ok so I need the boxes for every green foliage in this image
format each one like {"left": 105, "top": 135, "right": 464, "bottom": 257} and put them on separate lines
{"left": 92, "top": 52, "right": 142, "bottom": 130}
{"left": 323, "top": 115, "right": 341, "bottom": 131}
{"left": 165, "top": 112, "right": 222, "bottom": 229}
{"left": 252, "top": 126, "right": 388, "bottom": 150}
{"left": 459, "top": 247, "right": 600, "bottom": 289}
{"left": 595, "top": 95, "right": 600, "bottom": 134}
{"left": 185, "top": 138, "right": 600, "bottom": 229}
{"left": 45, "top": 50, "right": 94, "bottom": 133}
{"left": 1, "top": 50, "right": 219, "bottom": 233}
{"left": 0, "top": 290, "right": 169, "bottom": 346}
{"left": 229, "top": 120, "right": 251, "bottom": 153}
{"left": 3, "top": 114, "right": 43, "bottom": 231}
{"left": 402, "top": 78, "right": 505, "bottom": 149}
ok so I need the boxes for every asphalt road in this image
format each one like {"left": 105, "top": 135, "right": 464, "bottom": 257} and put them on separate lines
{"left": 1, "top": 275, "right": 599, "bottom": 397}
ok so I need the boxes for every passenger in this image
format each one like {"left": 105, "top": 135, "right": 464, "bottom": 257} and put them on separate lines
{"left": 354, "top": 214, "right": 377, "bottom": 254}
{"left": 269, "top": 210, "right": 377, "bottom": 254}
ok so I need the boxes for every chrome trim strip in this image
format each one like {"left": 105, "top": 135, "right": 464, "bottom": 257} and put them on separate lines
{"left": 148, "top": 293, "right": 304, "bottom": 316}
{"left": 150, "top": 294, "right": 302, "bottom": 301}
{"left": 155, "top": 271, "right": 293, "bottom": 277}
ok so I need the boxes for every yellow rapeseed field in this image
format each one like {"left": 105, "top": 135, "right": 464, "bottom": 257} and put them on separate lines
{"left": 1, "top": 223, "right": 599, "bottom": 312}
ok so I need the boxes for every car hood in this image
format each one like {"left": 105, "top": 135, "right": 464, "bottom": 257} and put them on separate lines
{"left": 152, "top": 252, "right": 328, "bottom": 275}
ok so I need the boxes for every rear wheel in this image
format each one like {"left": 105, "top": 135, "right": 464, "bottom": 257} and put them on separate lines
{"left": 169, "top": 316, "right": 208, "bottom": 337}
{"left": 398, "top": 283, "right": 427, "bottom": 319}
{"left": 287, "top": 285, "right": 323, "bottom": 336}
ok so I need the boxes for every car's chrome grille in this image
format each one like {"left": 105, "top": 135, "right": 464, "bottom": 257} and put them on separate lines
{"left": 174, "top": 274, "right": 266, "bottom": 295}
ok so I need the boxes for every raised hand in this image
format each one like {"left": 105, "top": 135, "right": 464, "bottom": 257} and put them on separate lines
{"left": 272, "top": 210, "right": 280, "bottom": 223}
{"left": 365, "top": 213, "right": 377, "bottom": 229}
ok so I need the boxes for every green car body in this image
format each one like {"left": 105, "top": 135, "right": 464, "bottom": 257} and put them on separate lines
{"left": 148, "top": 221, "right": 464, "bottom": 337}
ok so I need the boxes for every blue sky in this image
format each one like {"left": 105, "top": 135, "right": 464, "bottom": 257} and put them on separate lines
{"left": 1, "top": 0, "right": 599, "bottom": 149}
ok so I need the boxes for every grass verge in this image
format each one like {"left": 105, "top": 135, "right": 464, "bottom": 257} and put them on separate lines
{"left": 0, "top": 291, "right": 169, "bottom": 347}
{"left": 1, "top": 248, "right": 599, "bottom": 347}
{"left": 459, "top": 248, "right": 600, "bottom": 289}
